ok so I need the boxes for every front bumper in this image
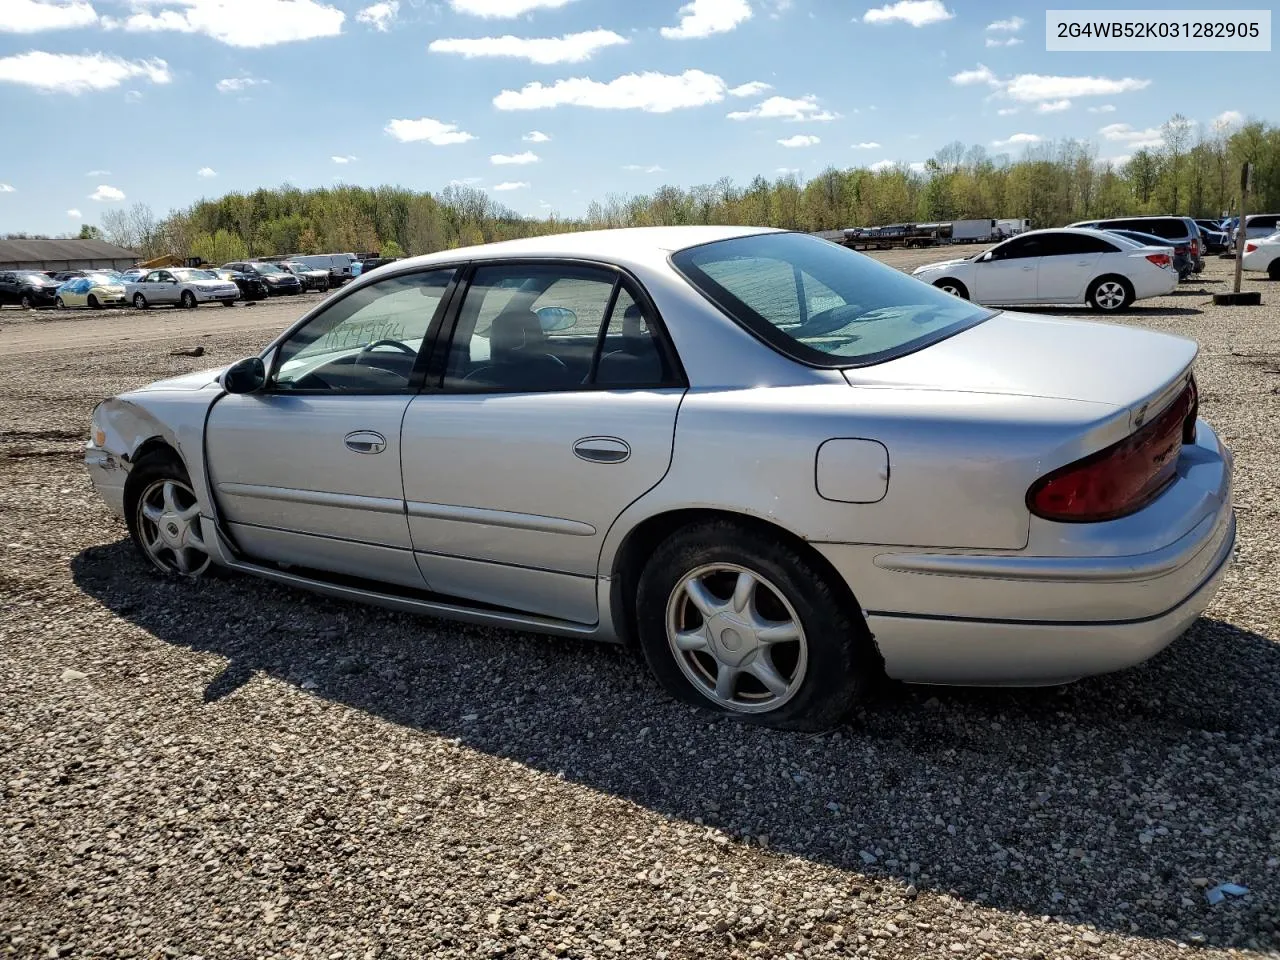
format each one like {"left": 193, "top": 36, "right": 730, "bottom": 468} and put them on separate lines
{"left": 85, "top": 440, "right": 127, "bottom": 518}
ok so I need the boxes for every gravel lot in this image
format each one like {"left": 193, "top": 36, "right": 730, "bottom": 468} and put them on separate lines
{"left": 2, "top": 256, "right": 1279, "bottom": 960}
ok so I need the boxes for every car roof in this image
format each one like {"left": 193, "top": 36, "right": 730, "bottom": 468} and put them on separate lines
{"left": 384, "top": 225, "right": 781, "bottom": 273}
{"left": 1014, "top": 227, "right": 1122, "bottom": 239}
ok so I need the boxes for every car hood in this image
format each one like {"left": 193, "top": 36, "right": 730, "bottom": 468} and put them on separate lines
{"left": 133, "top": 367, "right": 227, "bottom": 392}
{"left": 843, "top": 311, "right": 1197, "bottom": 414}
{"left": 913, "top": 258, "right": 972, "bottom": 274}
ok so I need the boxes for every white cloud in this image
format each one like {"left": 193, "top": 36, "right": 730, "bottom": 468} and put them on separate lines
{"left": 851, "top": 141, "right": 881, "bottom": 149}
{"left": 356, "top": 0, "right": 398, "bottom": 31}
{"left": 1213, "top": 109, "right": 1244, "bottom": 129}
{"left": 1105, "top": 154, "right": 1132, "bottom": 166}
{"left": 908, "top": 161, "right": 928, "bottom": 173}
{"left": 1087, "top": 103, "right": 1116, "bottom": 113}
{"left": 491, "top": 150, "right": 539, "bottom": 165}
{"left": 661, "top": 0, "right": 751, "bottom": 39}
{"left": 492, "top": 181, "right": 529, "bottom": 191}
{"left": 776, "top": 166, "right": 799, "bottom": 174}
{"left": 429, "top": 29, "right": 626, "bottom": 64}
{"left": 522, "top": 130, "right": 551, "bottom": 142}
{"left": 67, "top": 207, "right": 82, "bottom": 217}
{"left": 1036, "top": 99, "right": 1071, "bottom": 113}
{"left": 105, "top": 0, "right": 345, "bottom": 48}
{"left": 449, "top": 177, "right": 483, "bottom": 186}
{"left": 90, "top": 184, "right": 125, "bottom": 201}
{"left": 985, "top": 15, "right": 1024, "bottom": 32}
{"left": 2, "top": 0, "right": 98, "bottom": 33}
{"left": 991, "top": 132, "right": 1042, "bottom": 149}
{"left": 0, "top": 52, "right": 170, "bottom": 94}
{"left": 623, "top": 164, "right": 664, "bottom": 173}
{"left": 863, "top": 0, "right": 953, "bottom": 27}
{"left": 777, "top": 134, "right": 820, "bottom": 148}
{"left": 1098, "top": 122, "right": 1163, "bottom": 149}
{"left": 729, "top": 80, "right": 771, "bottom": 97}
{"left": 448, "top": 0, "right": 579, "bottom": 16}
{"left": 197, "top": 166, "right": 217, "bottom": 177}
{"left": 1004, "top": 74, "right": 1150, "bottom": 102}
{"left": 385, "top": 116, "right": 476, "bottom": 144}
{"left": 216, "top": 76, "right": 266, "bottom": 93}
{"left": 869, "top": 159, "right": 896, "bottom": 172}
{"left": 85, "top": 169, "right": 110, "bottom": 176}
{"left": 123, "top": 88, "right": 141, "bottom": 102}
{"left": 494, "top": 69, "right": 727, "bottom": 113}
{"left": 984, "top": 36, "right": 1021, "bottom": 47}
{"left": 331, "top": 154, "right": 357, "bottom": 163}
{"left": 727, "top": 94, "right": 836, "bottom": 122}
{"left": 950, "top": 63, "right": 998, "bottom": 87}
{"left": 0, "top": 183, "right": 15, "bottom": 193}
{"left": 996, "top": 107, "right": 1019, "bottom": 116}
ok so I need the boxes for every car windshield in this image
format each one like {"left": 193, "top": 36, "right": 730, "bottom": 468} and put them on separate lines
{"left": 173, "top": 268, "right": 218, "bottom": 281}
{"left": 20, "top": 273, "right": 50, "bottom": 284}
{"left": 670, "top": 232, "right": 993, "bottom": 367}
{"left": 85, "top": 273, "right": 118, "bottom": 285}
{"left": 254, "top": 263, "right": 285, "bottom": 275}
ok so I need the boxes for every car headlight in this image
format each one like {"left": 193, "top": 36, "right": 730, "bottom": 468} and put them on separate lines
{"left": 90, "top": 402, "right": 106, "bottom": 447}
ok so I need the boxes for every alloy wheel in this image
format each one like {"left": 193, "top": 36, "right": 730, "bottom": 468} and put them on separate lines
{"left": 135, "top": 478, "right": 211, "bottom": 577}
{"left": 1095, "top": 281, "right": 1127, "bottom": 310}
{"left": 665, "top": 563, "right": 808, "bottom": 714}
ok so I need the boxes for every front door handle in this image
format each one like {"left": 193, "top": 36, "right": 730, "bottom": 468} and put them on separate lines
{"left": 344, "top": 430, "right": 387, "bottom": 454}
{"left": 573, "top": 437, "right": 631, "bottom": 463}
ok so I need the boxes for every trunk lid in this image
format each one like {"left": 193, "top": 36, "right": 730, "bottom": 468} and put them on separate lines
{"left": 843, "top": 311, "right": 1197, "bottom": 424}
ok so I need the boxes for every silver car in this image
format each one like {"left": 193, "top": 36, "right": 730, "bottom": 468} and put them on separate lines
{"left": 126, "top": 267, "right": 240, "bottom": 309}
{"left": 85, "top": 227, "right": 1235, "bottom": 730}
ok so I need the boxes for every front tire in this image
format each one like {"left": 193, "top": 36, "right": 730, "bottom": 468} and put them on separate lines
{"left": 1268, "top": 260, "right": 1280, "bottom": 281}
{"left": 635, "top": 520, "right": 877, "bottom": 731}
{"left": 933, "top": 278, "right": 969, "bottom": 299}
{"left": 133, "top": 293, "right": 148, "bottom": 310}
{"left": 1087, "top": 275, "right": 1134, "bottom": 312}
{"left": 180, "top": 290, "right": 197, "bottom": 309}
{"left": 124, "top": 452, "right": 213, "bottom": 579}
{"left": 87, "top": 294, "right": 101, "bottom": 310}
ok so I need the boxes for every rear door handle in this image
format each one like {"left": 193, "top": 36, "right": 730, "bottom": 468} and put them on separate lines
{"left": 344, "top": 430, "right": 387, "bottom": 454}
{"left": 573, "top": 437, "right": 631, "bottom": 463}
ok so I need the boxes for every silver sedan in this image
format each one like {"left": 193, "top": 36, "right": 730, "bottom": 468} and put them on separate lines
{"left": 85, "top": 227, "right": 1235, "bottom": 730}
{"left": 125, "top": 267, "right": 240, "bottom": 309}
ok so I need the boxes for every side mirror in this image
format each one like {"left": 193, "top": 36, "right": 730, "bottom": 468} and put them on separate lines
{"left": 223, "top": 356, "right": 266, "bottom": 394}
{"left": 978, "top": 251, "right": 994, "bottom": 262}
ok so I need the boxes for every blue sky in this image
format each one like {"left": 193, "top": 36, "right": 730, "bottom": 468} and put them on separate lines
{"left": 0, "top": 0, "right": 1275, "bottom": 234}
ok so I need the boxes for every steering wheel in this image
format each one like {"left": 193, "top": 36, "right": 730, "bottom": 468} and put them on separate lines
{"left": 358, "top": 338, "right": 416, "bottom": 358}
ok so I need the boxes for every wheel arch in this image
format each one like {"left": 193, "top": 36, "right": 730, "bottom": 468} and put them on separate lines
{"left": 605, "top": 507, "right": 867, "bottom": 650}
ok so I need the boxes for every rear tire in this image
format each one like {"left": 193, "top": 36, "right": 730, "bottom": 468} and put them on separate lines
{"left": 20, "top": 294, "right": 33, "bottom": 310}
{"left": 634, "top": 520, "right": 878, "bottom": 731}
{"left": 55, "top": 297, "right": 65, "bottom": 309}
{"left": 1269, "top": 261, "right": 1280, "bottom": 281}
{"left": 221, "top": 300, "right": 235, "bottom": 307}
{"left": 1087, "top": 275, "right": 1134, "bottom": 312}
{"left": 933, "top": 278, "right": 969, "bottom": 299}
{"left": 133, "top": 293, "right": 148, "bottom": 310}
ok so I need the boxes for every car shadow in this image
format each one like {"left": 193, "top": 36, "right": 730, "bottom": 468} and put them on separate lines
{"left": 70, "top": 541, "right": 1278, "bottom": 951}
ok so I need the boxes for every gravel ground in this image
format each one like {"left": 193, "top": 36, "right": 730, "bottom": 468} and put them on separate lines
{"left": 2, "top": 255, "right": 1279, "bottom": 960}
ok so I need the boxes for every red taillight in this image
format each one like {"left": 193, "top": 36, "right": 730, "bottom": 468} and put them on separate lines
{"left": 1027, "top": 381, "right": 1196, "bottom": 523}
{"left": 1145, "top": 253, "right": 1171, "bottom": 268}
{"left": 1190, "top": 238, "right": 1201, "bottom": 256}
{"left": 1245, "top": 242, "right": 1258, "bottom": 254}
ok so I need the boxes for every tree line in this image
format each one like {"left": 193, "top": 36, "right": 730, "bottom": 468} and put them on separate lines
{"left": 24, "top": 114, "right": 1278, "bottom": 261}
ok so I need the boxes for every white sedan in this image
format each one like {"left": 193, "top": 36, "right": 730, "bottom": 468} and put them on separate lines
{"left": 912, "top": 227, "right": 1177, "bottom": 311}
{"left": 1241, "top": 232, "right": 1280, "bottom": 280}
{"left": 125, "top": 267, "right": 240, "bottom": 310}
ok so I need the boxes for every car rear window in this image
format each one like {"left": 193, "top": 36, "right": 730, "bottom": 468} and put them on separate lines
{"left": 670, "top": 232, "right": 993, "bottom": 368}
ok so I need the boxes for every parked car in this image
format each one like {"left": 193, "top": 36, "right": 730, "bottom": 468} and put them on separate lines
{"left": 221, "top": 261, "right": 303, "bottom": 296}
{"left": 1104, "top": 228, "right": 1193, "bottom": 280}
{"left": 289, "top": 253, "right": 358, "bottom": 286}
{"left": 213, "top": 268, "right": 269, "bottom": 301}
{"left": 280, "top": 261, "right": 331, "bottom": 292}
{"left": 1241, "top": 231, "right": 1280, "bottom": 279}
{"left": 119, "top": 268, "right": 147, "bottom": 283}
{"left": 912, "top": 227, "right": 1177, "bottom": 310}
{"left": 1193, "top": 219, "right": 1230, "bottom": 254}
{"left": 0, "top": 270, "right": 61, "bottom": 308}
{"left": 356, "top": 256, "right": 401, "bottom": 276}
{"left": 125, "top": 268, "right": 241, "bottom": 309}
{"left": 1070, "top": 216, "right": 1205, "bottom": 273}
{"left": 84, "top": 226, "right": 1234, "bottom": 730}
{"left": 56, "top": 273, "right": 127, "bottom": 309}
{"left": 1227, "top": 213, "right": 1280, "bottom": 247}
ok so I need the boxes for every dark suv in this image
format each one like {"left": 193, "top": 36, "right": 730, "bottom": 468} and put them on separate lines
{"left": 1070, "top": 216, "right": 1205, "bottom": 274}
{"left": 0, "top": 270, "right": 60, "bottom": 308}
